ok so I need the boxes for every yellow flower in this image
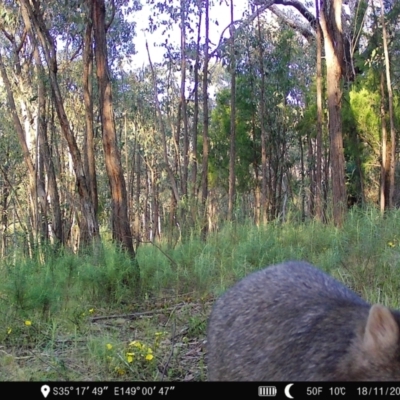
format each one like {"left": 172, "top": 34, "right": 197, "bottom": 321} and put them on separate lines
{"left": 145, "top": 354, "right": 154, "bottom": 361}
{"left": 147, "top": 347, "right": 153, "bottom": 354}
{"left": 89, "top": 308, "right": 94, "bottom": 314}
{"left": 24, "top": 320, "right": 32, "bottom": 326}
{"left": 129, "top": 340, "right": 142, "bottom": 349}
{"left": 115, "top": 367, "right": 125, "bottom": 375}
{"left": 155, "top": 332, "right": 163, "bottom": 336}
{"left": 388, "top": 241, "right": 395, "bottom": 248}
{"left": 126, "top": 352, "right": 135, "bottom": 363}
{"left": 106, "top": 343, "right": 113, "bottom": 350}
{"left": 7, "top": 327, "right": 11, "bottom": 334}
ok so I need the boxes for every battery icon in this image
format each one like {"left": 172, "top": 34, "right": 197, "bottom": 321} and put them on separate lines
{"left": 258, "top": 386, "right": 277, "bottom": 397}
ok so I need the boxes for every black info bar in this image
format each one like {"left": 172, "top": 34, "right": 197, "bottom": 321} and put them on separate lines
{"left": 2, "top": 382, "right": 400, "bottom": 399}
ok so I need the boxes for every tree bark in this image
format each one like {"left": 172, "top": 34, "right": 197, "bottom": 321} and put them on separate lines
{"left": 92, "top": 0, "right": 137, "bottom": 265}
{"left": 0, "top": 161, "right": 10, "bottom": 257}
{"left": 201, "top": 0, "right": 210, "bottom": 239}
{"left": 146, "top": 43, "right": 180, "bottom": 205}
{"left": 20, "top": 0, "right": 100, "bottom": 243}
{"left": 315, "top": 0, "right": 323, "bottom": 221}
{"left": 180, "top": 0, "right": 189, "bottom": 198}
{"left": 307, "top": 133, "right": 314, "bottom": 217}
{"left": 83, "top": 2, "right": 99, "bottom": 217}
{"left": 380, "top": 0, "right": 396, "bottom": 208}
{"left": 299, "top": 136, "right": 306, "bottom": 220}
{"left": 256, "top": 8, "right": 268, "bottom": 223}
{"left": 228, "top": 0, "right": 236, "bottom": 221}
{"left": 190, "top": 5, "right": 202, "bottom": 202}
{"left": 380, "top": 72, "right": 388, "bottom": 212}
{"left": 33, "top": 44, "right": 63, "bottom": 244}
{"left": 319, "top": 0, "right": 347, "bottom": 226}
{"left": 0, "top": 53, "right": 48, "bottom": 244}
{"left": 132, "top": 138, "right": 141, "bottom": 245}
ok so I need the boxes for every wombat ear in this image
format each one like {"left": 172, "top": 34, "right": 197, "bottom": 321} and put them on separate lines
{"left": 364, "top": 304, "right": 399, "bottom": 353}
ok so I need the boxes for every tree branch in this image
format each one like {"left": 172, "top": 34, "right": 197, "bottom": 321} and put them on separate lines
{"left": 210, "top": 0, "right": 317, "bottom": 58}
{"left": 270, "top": 5, "right": 315, "bottom": 41}
{"left": 210, "top": 4, "right": 271, "bottom": 58}
{"left": 105, "top": 0, "right": 116, "bottom": 32}
{"left": 253, "top": 0, "right": 317, "bottom": 28}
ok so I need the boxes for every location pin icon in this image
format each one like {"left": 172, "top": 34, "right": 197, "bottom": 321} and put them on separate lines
{"left": 41, "top": 385, "right": 50, "bottom": 398}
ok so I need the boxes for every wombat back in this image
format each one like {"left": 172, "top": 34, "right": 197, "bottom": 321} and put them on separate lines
{"left": 207, "top": 261, "right": 400, "bottom": 381}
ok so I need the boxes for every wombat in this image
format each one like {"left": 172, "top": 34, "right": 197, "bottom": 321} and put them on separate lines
{"left": 207, "top": 261, "right": 400, "bottom": 381}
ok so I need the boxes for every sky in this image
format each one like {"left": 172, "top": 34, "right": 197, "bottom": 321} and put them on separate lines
{"left": 129, "top": 1, "right": 249, "bottom": 68}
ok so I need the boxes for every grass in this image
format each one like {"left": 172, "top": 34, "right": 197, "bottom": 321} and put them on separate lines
{"left": 1, "top": 207, "right": 400, "bottom": 380}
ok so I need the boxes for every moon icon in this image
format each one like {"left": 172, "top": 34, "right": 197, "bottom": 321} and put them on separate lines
{"left": 285, "top": 383, "right": 294, "bottom": 399}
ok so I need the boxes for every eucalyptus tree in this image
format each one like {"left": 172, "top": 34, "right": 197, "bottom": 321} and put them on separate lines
{"left": 18, "top": 0, "right": 100, "bottom": 245}
{"left": 256, "top": 8, "right": 268, "bottom": 223}
{"left": 92, "top": 0, "right": 137, "bottom": 262}
{"left": 319, "top": 0, "right": 347, "bottom": 226}
{"left": 144, "top": 0, "right": 214, "bottom": 237}
{"left": 0, "top": 0, "right": 143, "bottom": 262}
{"left": 247, "top": 0, "right": 373, "bottom": 225}
{"left": 145, "top": 0, "right": 183, "bottom": 233}
{"left": 210, "top": 21, "right": 306, "bottom": 222}
{"left": 350, "top": 0, "right": 400, "bottom": 213}
{"left": 0, "top": 0, "right": 63, "bottom": 247}
{"left": 379, "top": 0, "right": 396, "bottom": 209}
{"left": 228, "top": 0, "right": 237, "bottom": 221}
{"left": 112, "top": 64, "right": 161, "bottom": 242}
{"left": 201, "top": 0, "right": 210, "bottom": 237}
{"left": 190, "top": 2, "right": 203, "bottom": 205}
{"left": 83, "top": 0, "right": 98, "bottom": 217}
{"left": 0, "top": 86, "right": 27, "bottom": 256}
{"left": 314, "top": 0, "right": 323, "bottom": 220}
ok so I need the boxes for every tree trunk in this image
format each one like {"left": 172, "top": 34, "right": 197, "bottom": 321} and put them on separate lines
{"left": 307, "top": 132, "right": 315, "bottom": 217}
{"left": 144, "top": 162, "right": 150, "bottom": 240}
{"left": 134, "top": 140, "right": 141, "bottom": 245}
{"left": 257, "top": 8, "right": 268, "bottom": 223}
{"left": 180, "top": 0, "right": 189, "bottom": 198}
{"left": 380, "top": 72, "right": 388, "bottom": 212}
{"left": 33, "top": 44, "right": 63, "bottom": 244}
{"left": 92, "top": 0, "right": 137, "bottom": 267}
{"left": 191, "top": 4, "right": 202, "bottom": 203}
{"left": 315, "top": 0, "right": 323, "bottom": 221}
{"left": 146, "top": 44, "right": 180, "bottom": 205}
{"left": 201, "top": 0, "right": 210, "bottom": 239}
{"left": 83, "top": 3, "right": 99, "bottom": 217}
{"left": 299, "top": 136, "right": 305, "bottom": 221}
{"left": 251, "top": 109, "right": 260, "bottom": 225}
{"left": 0, "top": 152, "right": 10, "bottom": 257}
{"left": 380, "top": 0, "right": 396, "bottom": 208}
{"left": 0, "top": 54, "right": 45, "bottom": 244}
{"left": 319, "top": 0, "right": 347, "bottom": 226}
{"left": 20, "top": 0, "right": 100, "bottom": 243}
{"left": 228, "top": 0, "right": 236, "bottom": 221}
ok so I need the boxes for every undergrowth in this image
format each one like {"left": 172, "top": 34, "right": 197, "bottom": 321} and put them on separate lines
{"left": 1, "top": 207, "right": 400, "bottom": 380}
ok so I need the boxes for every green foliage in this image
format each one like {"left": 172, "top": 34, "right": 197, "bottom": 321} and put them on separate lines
{"left": 208, "top": 80, "right": 257, "bottom": 193}
{"left": 341, "top": 74, "right": 379, "bottom": 200}
{"left": 2, "top": 0, "right": 400, "bottom": 380}
{"left": 208, "top": 26, "right": 306, "bottom": 200}
{"left": 1, "top": 211, "right": 400, "bottom": 379}
{"left": 341, "top": 67, "right": 400, "bottom": 202}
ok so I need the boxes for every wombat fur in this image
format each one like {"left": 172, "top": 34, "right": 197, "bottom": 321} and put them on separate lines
{"left": 207, "top": 261, "right": 400, "bottom": 381}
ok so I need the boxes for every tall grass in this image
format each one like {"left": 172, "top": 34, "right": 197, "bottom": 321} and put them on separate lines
{"left": 1, "top": 207, "right": 400, "bottom": 380}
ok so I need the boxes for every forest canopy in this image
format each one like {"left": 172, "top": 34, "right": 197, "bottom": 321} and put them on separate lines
{"left": 0, "top": 0, "right": 398, "bottom": 256}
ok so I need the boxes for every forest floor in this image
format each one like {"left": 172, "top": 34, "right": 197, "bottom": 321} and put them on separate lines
{"left": 1, "top": 292, "right": 211, "bottom": 381}
{"left": 3, "top": 209, "right": 400, "bottom": 381}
